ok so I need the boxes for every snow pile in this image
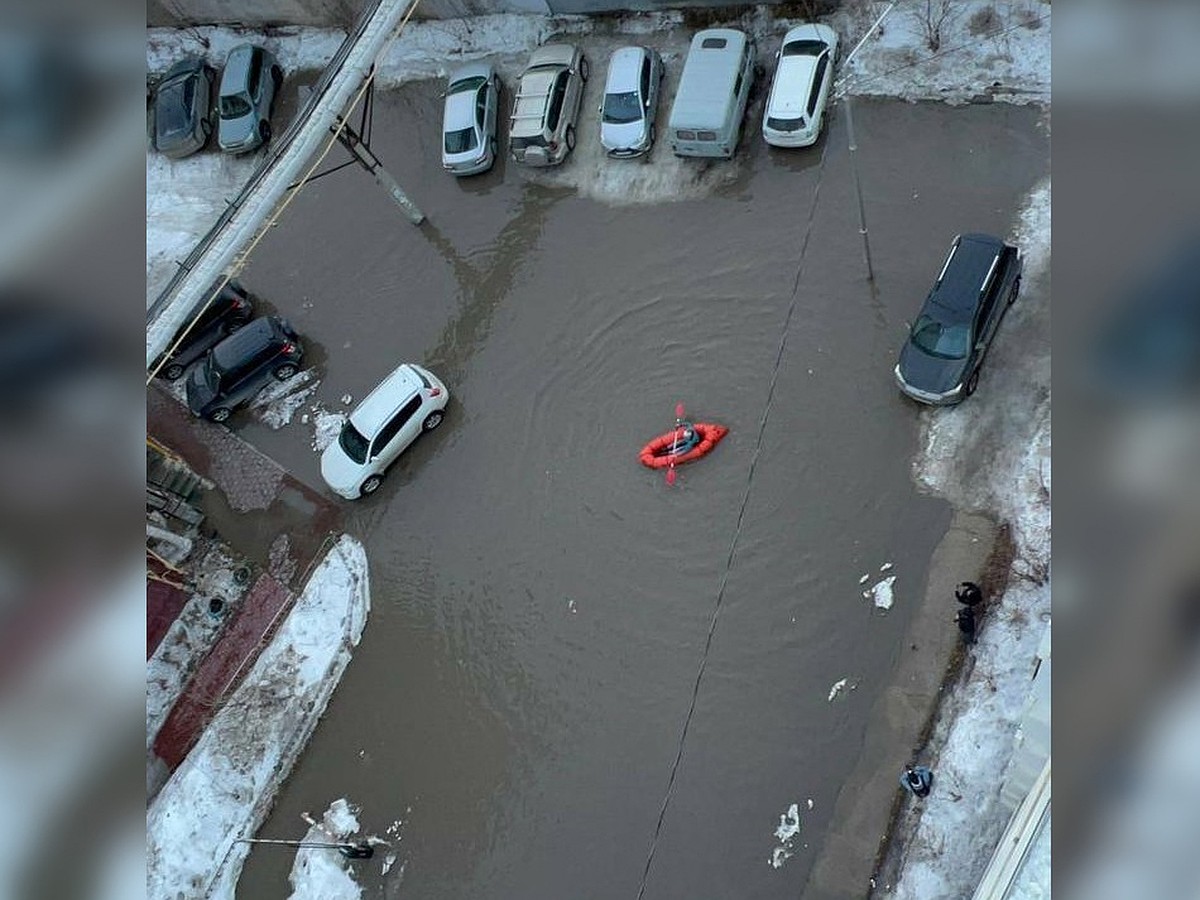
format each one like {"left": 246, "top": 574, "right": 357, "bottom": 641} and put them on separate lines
{"left": 146, "top": 151, "right": 262, "bottom": 304}
{"left": 287, "top": 799, "right": 363, "bottom": 900}
{"left": 769, "top": 802, "right": 802, "bottom": 869}
{"left": 146, "top": 535, "right": 370, "bottom": 900}
{"left": 891, "top": 180, "right": 1050, "bottom": 897}
{"left": 306, "top": 403, "right": 347, "bottom": 452}
{"left": 839, "top": 0, "right": 1051, "bottom": 105}
{"left": 146, "top": 548, "right": 250, "bottom": 747}
{"left": 868, "top": 575, "right": 896, "bottom": 610}
{"left": 248, "top": 368, "right": 321, "bottom": 430}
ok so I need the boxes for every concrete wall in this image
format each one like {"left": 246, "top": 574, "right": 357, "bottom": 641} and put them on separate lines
{"left": 149, "top": 0, "right": 827, "bottom": 27}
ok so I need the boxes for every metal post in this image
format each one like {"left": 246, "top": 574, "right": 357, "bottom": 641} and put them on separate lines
{"left": 842, "top": 93, "right": 874, "bottom": 282}
{"left": 333, "top": 117, "right": 425, "bottom": 226}
{"left": 235, "top": 838, "right": 375, "bottom": 859}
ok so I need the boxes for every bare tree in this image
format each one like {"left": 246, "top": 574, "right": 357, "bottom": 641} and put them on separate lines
{"left": 909, "top": 0, "right": 962, "bottom": 52}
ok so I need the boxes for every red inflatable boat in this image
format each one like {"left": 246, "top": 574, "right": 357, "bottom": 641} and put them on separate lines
{"left": 639, "top": 422, "right": 728, "bottom": 469}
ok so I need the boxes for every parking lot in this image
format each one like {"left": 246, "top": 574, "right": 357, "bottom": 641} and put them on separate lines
{"left": 193, "top": 52, "right": 1051, "bottom": 898}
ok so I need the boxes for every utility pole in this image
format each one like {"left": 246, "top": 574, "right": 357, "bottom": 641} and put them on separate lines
{"left": 235, "top": 838, "right": 375, "bottom": 859}
{"left": 333, "top": 113, "right": 425, "bottom": 226}
{"left": 842, "top": 93, "right": 874, "bottom": 282}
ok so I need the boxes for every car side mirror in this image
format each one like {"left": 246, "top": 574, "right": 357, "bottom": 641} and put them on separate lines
{"left": 644, "top": 98, "right": 650, "bottom": 108}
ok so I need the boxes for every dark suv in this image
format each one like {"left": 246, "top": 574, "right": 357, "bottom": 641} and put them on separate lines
{"left": 154, "top": 280, "right": 253, "bottom": 381}
{"left": 894, "top": 233, "right": 1022, "bottom": 405}
{"left": 185, "top": 316, "right": 302, "bottom": 422}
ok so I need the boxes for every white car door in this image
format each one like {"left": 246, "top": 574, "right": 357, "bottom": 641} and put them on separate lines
{"left": 369, "top": 394, "right": 425, "bottom": 473}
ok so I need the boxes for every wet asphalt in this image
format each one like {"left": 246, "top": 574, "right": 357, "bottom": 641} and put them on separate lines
{"left": 226, "top": 79, "right": 1048, "bottom": 899}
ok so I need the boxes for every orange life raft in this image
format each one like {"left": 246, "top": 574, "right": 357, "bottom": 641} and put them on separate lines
{"left": 639, "top": 423, "right": 728, "bottom": 469}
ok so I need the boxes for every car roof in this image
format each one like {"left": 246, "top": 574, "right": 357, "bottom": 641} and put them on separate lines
{"left": 511, "top": 67, "right": 560, "bottom": 135}
{"left": 767, "top": 55, "right": 819, "bottom": 117}
{"left": 210, "top": 316, "right": 281, "bottom": 370}
{"left": 670, "top": 29, "right": 749, "bottom": 129}
{"left": 350, "top": 363, "right": 423, "bottom": 434}
{"left": 444, "top": 87, "right": 477, "bottom": 130}
{"left": 928, "top": 234, "right": 1006, "bottom": 317}
{"left": 605, "top": 46, "right": 646, "bottom": 93}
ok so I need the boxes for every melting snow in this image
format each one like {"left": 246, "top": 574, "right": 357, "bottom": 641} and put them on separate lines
{"left": 828, "top": 678, "right": 848, "bottom": 703}
{"left": 870, "top": 575, "right": 896, "bottom": 610}
{"left": 286, "top": 799, "right": 363, "bottom": 900}
{"left": 769, "top": 803, "right": 802, "bottom": 869}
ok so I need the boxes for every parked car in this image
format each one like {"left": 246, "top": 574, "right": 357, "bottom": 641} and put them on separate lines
{"left": 509, "top": 44, "right": 588, "bottom": 167}
{"left": 598, "top": 46, "right": 664, "bottom": 158}
{"left": 217, "top": 44, "right": 282, "bottom": 154}
{"left": 667, "top": 29, "right": 757, "bottom": 159}
{"left": 150, "top": 56, "right": 216, "bottom": 159}
{"left": 185, "top": 315, "right": 302, "bottom": 422}
{"left": 894, "top": 233, "right": 1023, "bottom": 405}
{"left": 154, "top": 279, "right": 253, "bottom": 380}
{"left": 320, "top": 363, "right": 450, "bottom": 499}
{"left": 762, "top": 23, "right": 838, "bottom": 148}
{"left": 441, "top": 62, "right": 501, "bottom": 176}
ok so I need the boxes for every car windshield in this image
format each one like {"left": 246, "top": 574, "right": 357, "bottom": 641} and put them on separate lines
{"left": 156, "top": 79, "right": 193, "bottom": 138}
{"left": 219, "top": 93, "right": 251, "bottom": 119}
{"left": 910, "top": 314, "right": 971, "bottom": 360}
{"left": 782, "top": 39, "right": 827, "bottom": 57}
{"left": 444, "top": 126, "right": 477, "bottom": 154}
{"left": 766, "top": 115, "right": 805, "bottom": 132}
{"left": 448, "top": 75, "right": 485, "bottom": 95}
{"left": 338, "top": 421, "right": 370, "bottom": 464}
{"left": 602, "top": 91, "right": 641, "bottom": 124}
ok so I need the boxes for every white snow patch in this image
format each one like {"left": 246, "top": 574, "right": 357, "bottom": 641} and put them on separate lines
{"left": 248, "top": 369, "right": 321, "bottom": 430}
{"left": 287, "top": 799, "right": 363, "bottom": 900}
{"left": 146, "top": 535, "right": 370, "bottom": 900}
{"left": 838, "top": 0, "right": 1051, "bottom": 105}
{"left": 858, "top": 573, "right": 871, "bottom": 585}
{"left": 310, "top": 404, "right": 348, "bottom": 452}
{"left": 870, "top": 575, "right": 896, "bottom": 610}
{"left": 828, "top": 678, "right": 848, "bottom": 703}
{"left": 769, "top": 803, "right": 802, "bottom": 869}
{"left": 879, "top": 561, "right": 893, "bottom": 573}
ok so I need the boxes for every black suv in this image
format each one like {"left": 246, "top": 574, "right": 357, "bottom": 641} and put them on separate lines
{"left": 154, "top": 280, "right": 253, "bottom": 381}
{"left": 185, "top": 316, "right": 303, "bottom": 422}
{"left": 894, "top": 233, "right": 1022, "bottom": 405}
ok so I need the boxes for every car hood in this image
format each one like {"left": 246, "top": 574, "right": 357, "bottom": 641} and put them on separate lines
{"left": 219, "top": 113, "right": 256, "bottom": 148}
{"left": 897, "top": 341, "right": 969, "bottom": 395}
{"left": 321, "top": 440, "right": 366, "bottom": 495}
{"left": 601, "top": 119, "right": 647, "bottom": 150}
{"left": 184, "top": 363, "right": 217, "bottom": 412}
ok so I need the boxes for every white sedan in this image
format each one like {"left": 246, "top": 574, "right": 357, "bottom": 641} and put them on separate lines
{"left": 762, "top": 24, "right": 839, "bottom": 148}
{"left": 321, "top": 363, "right": 449, "bottom": 499}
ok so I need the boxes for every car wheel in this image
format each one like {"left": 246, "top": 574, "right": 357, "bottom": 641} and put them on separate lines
{"left": 964, "top": 369, "right": 981, "bottom": 397}
{"left": 259, "top": 120, "right": 271, "bottom": 145}
{"left": 566, "top": 125, "right": 576, "bottom": 152}
{"left": 580, "top": 57, "right": 589, "bottom": 82}
{"left": 422, "top": 410, "right": 445, "bottom": 432}
{"left": 273, "top": 363, "right": 298, "bottom": 381}
{"left": 360, "top": 474, "right": 383, "bottom": 497}
{"left": 1008, "top": 276, "right": 1021, "bottom": 306}
{"left": 209, "top": 407, "right": 232, "bottom": 423}
{"left": 164, "top": 362, "right": 185, "bottom": 381}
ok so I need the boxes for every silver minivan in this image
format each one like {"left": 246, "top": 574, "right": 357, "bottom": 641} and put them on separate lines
{"left": 668, "top": 29, "right": 756, "bottom": 159}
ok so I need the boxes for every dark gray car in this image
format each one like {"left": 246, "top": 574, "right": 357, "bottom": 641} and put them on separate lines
{"left": 185, "top": 316, "right": 302, "bottom": 422}
{"left": 151, "top": 57, "right": 216, "bottom": 159}
{"left": 217, "top": 44, "right": 282, "bottom": 154}
{"left": 894, "top": 233, "right": 1023, "bottom": 405}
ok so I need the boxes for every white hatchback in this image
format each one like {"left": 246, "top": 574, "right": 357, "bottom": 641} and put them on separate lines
{"left": 321, "top": 363, "right": 449, "bottom": 499}
{"left": 762, "top": 24, "right": 839, "bottom": 148}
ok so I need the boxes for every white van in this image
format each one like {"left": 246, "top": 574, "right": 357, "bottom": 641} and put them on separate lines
{"left": 668, "top": 28, "right": 756, "bottom": 159}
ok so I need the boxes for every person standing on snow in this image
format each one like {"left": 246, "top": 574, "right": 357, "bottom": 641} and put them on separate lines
{"left": 955, "top": 581, "right": 984, "bottom": 607}
{"left": 900, "top": 765, "right": 933, "bottom": 797}
{"left": 955, "top": 606, "right": 977, "bottom": 645}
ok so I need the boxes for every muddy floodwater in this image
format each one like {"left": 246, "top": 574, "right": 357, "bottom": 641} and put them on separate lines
{"left": 230, "top": 82, "right": 1047, "bottom": 899}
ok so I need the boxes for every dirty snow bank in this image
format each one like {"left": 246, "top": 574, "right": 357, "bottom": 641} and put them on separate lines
{"left": 889, "top": 181, "right": 1050, "bottom": 898}
{"left": 146, "top": 546, "right": 251, "bottom": 748}
{"left": 146, "top": 535, "right": 370, "bottom": 900}
{"left": 839, "top": 0, "right": 1051, "bottom": 105}
{"left": 287, "top": 799, "right": 363, "bottom": 900}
